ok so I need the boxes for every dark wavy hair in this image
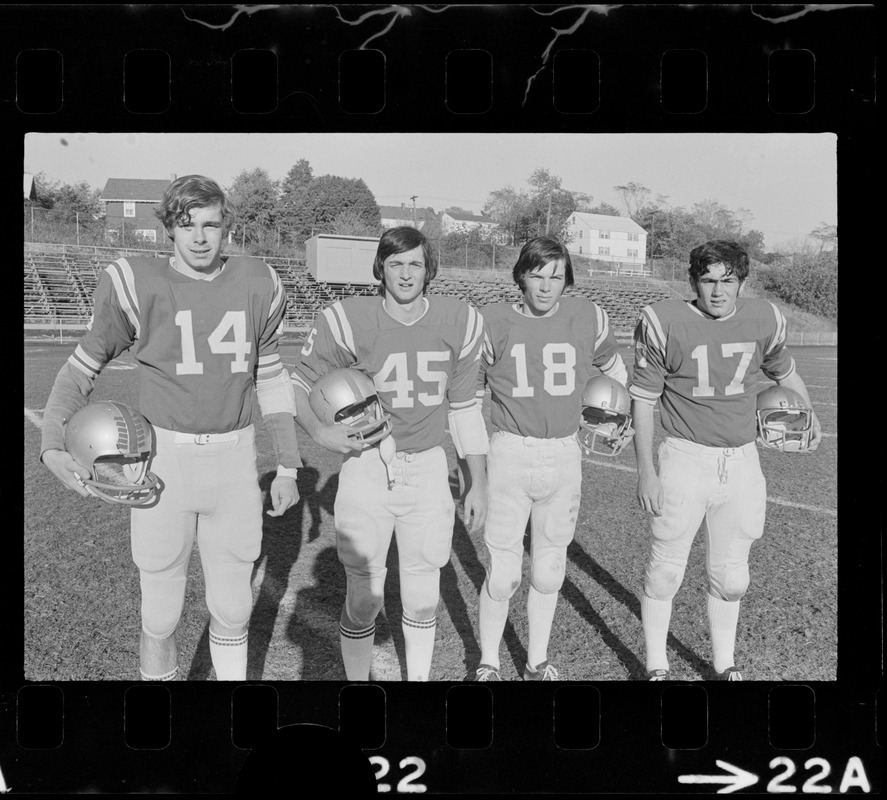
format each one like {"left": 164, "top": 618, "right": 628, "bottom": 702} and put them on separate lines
{"left": 688, "top": 240, "right": 750, "bottom": 284}
{"left": 154, "top": 175, "right": 236, "bottom": 237}
{"left": 512, "top": 236, "right": 574, "bottom": 291}
{"left": 372, "top": 226, "right": 437, "bottom": 296}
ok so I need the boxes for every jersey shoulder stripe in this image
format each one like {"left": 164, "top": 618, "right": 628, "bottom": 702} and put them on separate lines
{"left": 105, "top": 258, "right": 141, "bottom": 338}
{"left": 68, "top": 344, "right": 103, "bottom": 380}
{"left": 762, "top": 299, "right": 788, "bottom": 353}
{"left": 459, "top": 304, "right": 484, "bottom": 360}
{"left": 321, "top": 301, "right": 357, "bottom": 358}
{"left": 637, "top": 303, "right": 669, "bottom": 354}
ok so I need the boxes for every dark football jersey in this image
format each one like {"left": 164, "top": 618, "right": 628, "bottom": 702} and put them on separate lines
{"left": 292, "top": 295, "right": 484, "bottom": 453}
{"left": 480, "top": 298, "right": 624, "bottom": 438}
{"left": 629, "top": 298, "right": 796, "bottom": 447}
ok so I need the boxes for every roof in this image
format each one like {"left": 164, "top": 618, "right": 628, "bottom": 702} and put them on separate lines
{"left": 379, "top": 205, "right": 438, "bottom": 221}
{"left": 569, "top": 212, "right": 647, "bottom": 234}
{"left": 23, "top": 173, "right": 37, "bottom": 201}
{"left": 443, "top": 210, "right": 495, "bottom": 224}
{"left": 101, "top": 178, "right": 171, "bottom": 202}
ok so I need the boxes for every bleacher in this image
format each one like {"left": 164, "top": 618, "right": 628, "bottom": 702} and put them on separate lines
{"left": 23, "top": 245, "right": 675, "bottom": 336}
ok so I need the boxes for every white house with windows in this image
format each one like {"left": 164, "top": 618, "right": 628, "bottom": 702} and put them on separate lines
{"left": 565, "top": 212, "right": 648, "bottom": 272}
{"left": 441, "top": 210, "right": 505, "bottom": 243}
{"left": 101, "top": 177, "right": 174, "bottom": 244}
{"left": 379, "top": 204, "right": 438, "bottom": 231}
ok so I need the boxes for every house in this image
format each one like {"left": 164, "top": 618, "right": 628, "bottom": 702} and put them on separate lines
{"left": 441, "top": 210, "right": 505, "bottom": 242}
{"left": 565, "top": 212, "right": 648, "bottom": 271}
{"left": 101, "top": 177, "right": 173, "bottom": 244}
{"left": 379, "top": 204, "right": 438, "bottom": 231}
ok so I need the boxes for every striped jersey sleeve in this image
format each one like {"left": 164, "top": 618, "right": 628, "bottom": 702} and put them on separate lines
{"left": 447, "top": 304, "right": 485, "bottom": 410}
{"left": 255, "top": 262, "right": 287, "bottom": 383}
{"left": 760, "top": 300, "right": 796, "bottom": 381}
{"left": 291, "top": 301, "right": 358, "bottom": 393}
{"left": 628, "top": 304, "right": 667, "bottom": 406}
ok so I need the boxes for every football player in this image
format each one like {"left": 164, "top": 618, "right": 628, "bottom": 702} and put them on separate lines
{"left": 291, "top": 226, "right": 487, "bottom": 682}
{"left": 473, "top": 236, "right": 628, "bottom": 681}
{"left": 629, "top": 240, "right": 822, "bottom": 681}
{"left": 40, "top": 175, "right": 302, "bottom": 681}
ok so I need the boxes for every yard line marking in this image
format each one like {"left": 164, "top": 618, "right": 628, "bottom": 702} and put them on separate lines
{"left": 582, "top": 457, "right": 635, "bottom": 473}
{"left": 767, "top": 496, "right": 837, "bottom": 517}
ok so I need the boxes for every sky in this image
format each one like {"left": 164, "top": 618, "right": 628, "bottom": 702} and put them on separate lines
{"left": 23, "top": 132, "right": 836, "bottom": 249}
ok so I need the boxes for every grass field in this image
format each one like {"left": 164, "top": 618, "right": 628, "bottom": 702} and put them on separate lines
{"left": 23, "top": 339, "right": 838, "bottom": 682}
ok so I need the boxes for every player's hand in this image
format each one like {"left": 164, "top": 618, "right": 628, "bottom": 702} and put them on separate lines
{"left": 314, "top": 423, "right": 364, "bottom": 455}
{"left": 266, "top": 475, "right": 299, "bottom": 517}
{"left": 41, "top": 449, "right": 92, "bottom": 498}
{"left": 462, "top": 481, "right": 487, "bottom": 534}
{"left": 636, "top": 471, "right": 664, "bottom": 516}
{"left": 805, "top": 410, "right": 823, "bottom": 452}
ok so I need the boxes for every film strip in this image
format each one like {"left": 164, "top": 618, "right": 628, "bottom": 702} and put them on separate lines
{"left": 6, "top": 4, "right": 879, "bottom": 795}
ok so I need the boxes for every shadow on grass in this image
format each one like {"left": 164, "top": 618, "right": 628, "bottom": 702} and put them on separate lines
{"left": 185, "top": 465, "right": 339, "bottom": 681}
{"left": 565, "top": 539, "right": 711, "bottom": 680}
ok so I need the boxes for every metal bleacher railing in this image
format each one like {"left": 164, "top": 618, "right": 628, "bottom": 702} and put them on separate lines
{"left": 21, "top": 243, "right": 703, "bottom": 345}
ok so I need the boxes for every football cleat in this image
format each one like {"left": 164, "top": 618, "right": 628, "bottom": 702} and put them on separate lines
{"left": 309, "top": 368, "right": 392, "bottom": 448}
{"left": 647, "top": 669, "right": 669, "bottom": 681}
{"left": 523, "top": 661, "right": 559, "bottom": 681}
{"left": 64, "top": 400, "right": 160, "bottom": 506}
{"left": 717, "top": 666, "right": 743, "bottom": 681}
{"left": 755, "top": 385, "right": 813, "bottom": 452}
{"left": 474, "top": 664, "right": 502, "bottom": 682}
{"left": 579, "top": 375, "right": 635, "bottom": 456}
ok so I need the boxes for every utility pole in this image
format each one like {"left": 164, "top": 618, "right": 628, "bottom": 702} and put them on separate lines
{"left": 411, "top": 195, "right": 417, "bottom": 227}
{"left": 545, "top": 191, "right": 552, "bottom": 234}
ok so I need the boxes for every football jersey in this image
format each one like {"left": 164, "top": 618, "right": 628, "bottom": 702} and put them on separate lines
{"left": 66, "top": 256, "right": 287, "bottom": 433}
{"left": 292, "top": 295, "right": 484, "bottom": 453}
{"left": 480, "top": 298, "right": 624, "bottom": 439}
{"left": 629, "top": 298, "right": 796, "bottom": 447}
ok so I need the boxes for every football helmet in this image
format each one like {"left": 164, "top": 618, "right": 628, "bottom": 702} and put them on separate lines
{"left": 64, "top": 400, "right": 160, "bottom": 505}
{"left": 309, "top": 368, "right": 392, "bottom": 448}
{"left": 756, "top": 385, "right": 813, "bottom": 452}
{"left": 579, "top": 375, "right": 635, "bottom": 456}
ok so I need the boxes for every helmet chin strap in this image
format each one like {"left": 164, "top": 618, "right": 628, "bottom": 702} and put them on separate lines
{"left": 378, "top": 435, "right": 396, "bottom": 490}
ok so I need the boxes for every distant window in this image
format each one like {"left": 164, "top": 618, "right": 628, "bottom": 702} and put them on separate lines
{"left": 135, "top": 229, "right": 156, "bottom": 243}
{"left": 124, "top": 201, "right": 136, "bottom": 218}
{"left": 579, "top": 246, "right": 583, "bottom": 254}
{"left": 628, "top": 232, "right": 639, "bottom": 241}
{"left": 600, "top": 230, "right": 610, "bottom": 239}
{"left": 599, "top": 247, "right": 610, "bottom": 256}
{"left": 627, "top": 249, "right": 638, "bottom": 257}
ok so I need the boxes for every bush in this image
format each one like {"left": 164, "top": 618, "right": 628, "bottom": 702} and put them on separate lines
{"left": 757, "top": 253, "right": 837, "bottom": 322}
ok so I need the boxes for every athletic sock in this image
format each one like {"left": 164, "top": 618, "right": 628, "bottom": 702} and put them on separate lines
{"left": 478, "top": 581, "right": 509, "bottom": 669}
{"left": 641, "top": 594, "right": 673, "bottom": 672}
{"left": 340, "top": 622, "right": 375, "bottom": 681}
{"left": 209, "top": 630, "right": 248, "bottom": 680}
{"left": 139, "top": 665, "right": 178, "bottom": 681}
{"left": 707, "top": 594, "right": 741, "bottom": 674}
{"left": 402, "top": 614, "right": 437, "bottom": 681}
{"left": 526, "top": 586, "right": 558, "bottom": 669}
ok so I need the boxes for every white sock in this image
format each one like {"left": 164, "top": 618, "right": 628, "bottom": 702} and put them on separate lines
{"left": 707, "top": 594, "right": 741, "bottom": 674}
{"left": 139, "top": 665, "right": 178, "bottom": 681}
{"left": 526, "top": 586, "right": 558, "bottom": 669}
{"left": 340, "top": 622, "right": 375, "bottom": 681}
{"left": 478, "top": 581, "right": 509, "bottom": 669}
{"left": 209, "top": 630, "right": 248, "bottom": 681}
{"left": 641, "top": 594, "right": 673, "bottom": 672}
{"left": 402, "top": 614, "right": 437, "bottom": 681}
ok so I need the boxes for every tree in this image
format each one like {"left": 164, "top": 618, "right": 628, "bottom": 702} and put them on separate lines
{"left": 809, "top": 222, "right": 837, "bottom": 254}
{"left": 586, "top": 201, "right": 621, "bottom": 216}
{"left": 613, "top": 181, "right": 652, "bottom": 218}
{"left": 329, "top": 208, "right": 382, "bottom": 238}
{"left": 227, "top": 168, "right": 279, "bottom": 247}
{"left": 287, "top": 175, "right": 380, "bottom": 240}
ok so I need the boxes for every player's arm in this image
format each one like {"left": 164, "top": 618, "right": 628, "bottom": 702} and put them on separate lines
{"left": 254, "top": 266, "right": 302, "bottom": 516}
{"left": 289, "top": 305, "right": 365, "bottom": 454}
{"left": 41, "top": 265, "right": 134, "bottom": 497}
{"left": 628, "top": 308, "right": 667, "bottom": 515}
{"left": 591, "top": 304, "right": 629, "bottom": 386}
{"left": 448, "top": 305, "right": 488, "bottom": 534}
{"left": 775, "top": 371, "right": 823, "bottom": 451}
{"left": 631, "top": 399, "right": 663, "bottom": 516}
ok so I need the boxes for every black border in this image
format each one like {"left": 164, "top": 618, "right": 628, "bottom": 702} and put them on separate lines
{"left": 7, "top": 4, "right": 880, "bottom": 794}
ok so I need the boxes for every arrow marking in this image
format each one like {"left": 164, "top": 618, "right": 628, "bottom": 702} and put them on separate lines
{"left": 678, "top": 760, "right": 758, "bottom": 794}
